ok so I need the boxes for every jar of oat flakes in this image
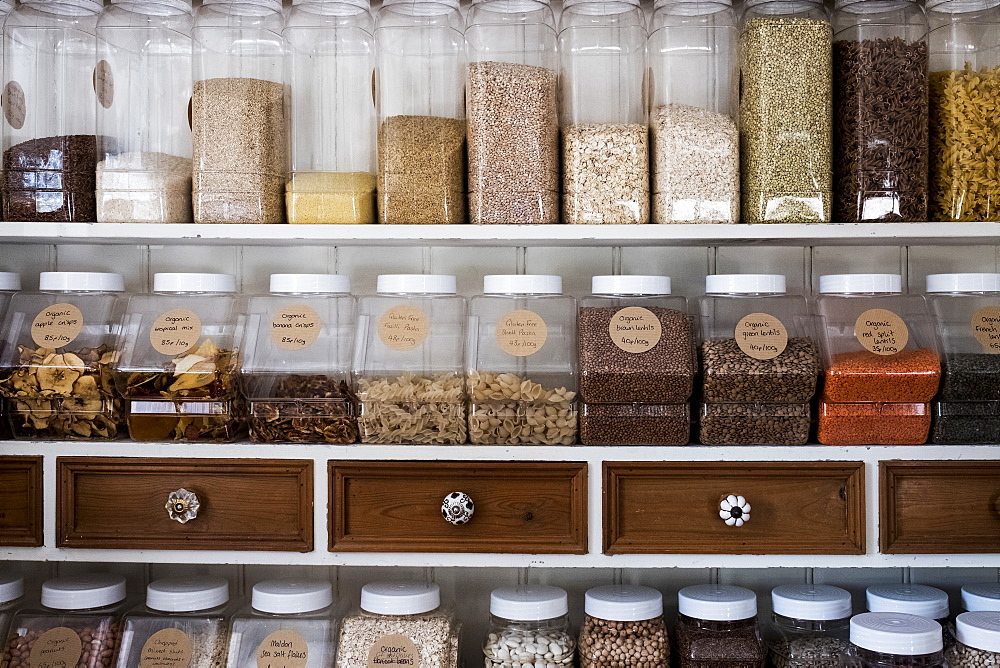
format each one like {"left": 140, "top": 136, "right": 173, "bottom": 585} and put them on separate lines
{"left": 767, "top": 584, "right": 851, "bottom": 668}
{"left": 578, "top": 584, "right": 667, "bottom": 667}
{"left": 484, "top": 585, "right": 575, "bottom": 668}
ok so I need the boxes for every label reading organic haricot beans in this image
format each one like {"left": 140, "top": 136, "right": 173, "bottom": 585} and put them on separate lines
{"left": 608, "top": 306, "right": 662, "bottom": 354}
{"left": 270, "top": 304, "right": 321, "bottom": 351}
{"left": 378, "top": 305, "right": 429, "bottom": 351}
{"left": 734, "top": 312, "right": 788, "bottom": 360}
{"left": 496, "top": 309, "right": 547, "bottom": 357}
{"left": 256, "top": 630, "right": 309, "bottom": 668}
{"left": 366, "top": 634, "right": 419, "bottom": 668}
{"left": 31, "top": 303, "right": 84, "bottom": 347}
{"left": 150, "top": 309, "right": 203, "bottom": 356}
{"left": 29, "top": 627, "right": 82, "bottom": 668}
{"left": 139, "top": 628, "right": 193, "bottom": 668}
{"left": 855, "top": 308, "right": 909, "bottom": 355}
{"left": 972, "top": 306, "right": 1000, "bottom": 353}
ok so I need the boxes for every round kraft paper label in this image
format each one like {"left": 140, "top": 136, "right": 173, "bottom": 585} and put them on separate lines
{"left": 31, "top": 303, "right": 84, "bottom": 348}
{"left": 3, "top": 80, "right": 25, "bottom": 129}
{"left": 29, "top": 627, "right": 82, "bottom": 668}
{"left": 496, "top": 309, "right": 548, "bottom": 357}
{"left": 972, "top": 306, "right": 1000, "bottom": 353}
{"left": 256, "top": 630, "right": 309, "bottom": 668}
{"left": 608, "top": 306, "right": 662, "bottom": 354}
{"left": 270, "top": 304, "right": 321, "bottom": 351}
{"left": 855, "top": 308, "right": 909, "bottom": 355}
{"left": 150, "top": 309, "right": 203, "bottom": 356}
{"left": 139, "top": 628, "right": 194, "bottom": 668}
{"left": 94, "top": 60, "right": 114, "bottom": 108}
{"left": 734, "top": 312, "right": 788, "bottom": 360}
{"left": 366, "top": 633, "right": 419, "bottom": 668}
{"left": 378, "top": 305, "right": 429, "bottom": 351}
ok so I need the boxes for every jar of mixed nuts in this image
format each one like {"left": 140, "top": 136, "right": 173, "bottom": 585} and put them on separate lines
{"left": 0, "top": 271, "right": 125, "bottom": 441}
{"left": 0, "top": 272, "right": 21, "bottom": 440}
{"left": 841, "top": 612, "right": 946, "bottom": 668}
{"left": 947, "top": 612, "right": 1000, "bottom": 667}
{"left": 962, "top": 584, "right": 1000, "bottom": 612}
{"left": 866, "top": 585, "right": 954, "bottom": 648}
{"left": 2, "top": 573, "right": 128, "bottom": 668}
{"left": 675, "top": 584, "right": 766, "bottom": 668}
{"left": 766, "top": 584, "right": 851, "bottom": 668}
{"left": 578, "top": 584, "right": 667, "bottom": 667}
{"left": 0, "top": 573, "right": 24, "bottom": 651}
{"left": 484, "top": 585, "right": 575, "bottom": 668}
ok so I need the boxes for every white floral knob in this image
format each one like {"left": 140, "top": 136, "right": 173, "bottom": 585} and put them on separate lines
{"left": 166, "top": 488, "right": 200, "bottom": 524}
{"left": 441, "top": 492, "right": 474, "bottom": 526}
{"left": 719, "top": 494, "right": 751, "bottom": 527}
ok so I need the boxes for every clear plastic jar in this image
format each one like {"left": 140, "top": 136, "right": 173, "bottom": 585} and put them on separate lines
{"left": 578, "top": 275, "right": 695, "bottom": 445}
{"left": 649, "top": 0, "right": 739, "bottom": 224}
{"left": 2, "top": 0, "right": 103, "bottom": 222}
{"left": 375, "top": 0, "right": 466, "bottom": 225}
{"left": 0, "top": 272, "right": 22, "bottom": 440}
{"left": 337, "top": 582, "right": 459, "bottom": 668}
{"left": 95, "top": 0, "right": 194, "bottom": 224}
{"left": 114, "top": 273, "right": 244, "bottom": 442}
{"left": 484, "top": 586, "right": 574, "bottom": 668}
{"left": 0, "top": 272, "right": 125, "bottom": 441}
{"left": 927, "top": 0, "right": 1000, "bottom": 222}
{"left": 466, "top": 0, "right": 559, "bottom": 224}
{"left": 963, "top": 584, "right": 1000, "bottom": 612}
{"left": 675, "top": 585, "right": 766, "bottom": 668}
{"left": 286, "top": 0, "right": 376, "bottom": 225}
{"left": 2, "top": 574, "right": 128, "bottom": 668}
{"left": 578, "top": 585, "right": 667, "bottom": 667}
{"left": 866, "top": 585, "right": 954, "bottom": 649}
{"left": 0, "top": 573, "right": 24, "bottom": 650}
{"left": 115, "top": 576, "right": 233, "bottom": 668}
{"left": 767, "top": 585, "right": 852, "bottom": 668}
{"left": 227, "top": 579, "right": 336, "bottom": 668}
{"left": 698, "top": 274, "right": 819, "bottom": 445}
{"left": 559, "top": 0, "right": 648, "bottom": 224}
{"left": 740, "top": 0, "right": 832, "bottom": 224}
{"left": 947, "top": 612, "right": 1000, "bottom": 667}
{"left": 832, "top": 0, "right": 928, "bottom": 223}
{"left": 842, "top": 612, "right": 946, "bottom": 668}
{"left": 191, "top": 0, "right": 287, "bottom": 224}
{"left": 468, "top": 275, "right": 577, "bottom": 445}
{"left": 354, "top": 274, "right": 467, "bottom": 444}
{"left": 242, "top": 274, "right": 357, "bottom": 444}
{"left": 815, "top": 274, "right": 941, "bottom": 445}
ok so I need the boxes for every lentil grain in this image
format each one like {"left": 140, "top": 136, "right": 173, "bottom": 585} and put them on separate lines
{"left": 822, "top": 348, "right": 941, "bottom": 402}
{"left": 701, "top": 337, "right": 820, "bottom": 403}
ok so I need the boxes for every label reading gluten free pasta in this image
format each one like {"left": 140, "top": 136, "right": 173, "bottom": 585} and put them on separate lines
{"left": 139, "top": 628, "right": 193, "bottom": 668}
{"left": 378, "top": 305, "right": 428, "bottom": 351}
{"left": 256, "top": 630, "right": 308, "bottom": 668}
{"left": 972, "top": 306, "right": 1000, "bottom": 352}
{"left": 609, "top": 306, "right": 661, "bottom": 354}
{"left": 31, "top": 303, "right": 84, "bottom": 347}
{"left": 270, "top": 304, "right": 321, "bottom": 351}
{"left": 150, "top": 309, "right": 203, "bottom": 355}
{"left": 734, "top": 312, "right": 787, "bottom": 360}
{"left": 855, "top": 308, "right": 909, "bottom": 355}
{"left": 29, "top": 627, "right": 82, "bottom": 668}
{"left": 496, "top": 309, "right": 547, "bottom": 357}
{"left": 366, "top": 634, "right": 419, "bottom": 668}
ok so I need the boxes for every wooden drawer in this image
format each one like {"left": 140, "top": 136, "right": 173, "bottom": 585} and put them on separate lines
{"left": 0, "top": 456, "right": 43, "bottom": 547}
{"left": 57, "top": 457, "right": 312, "bottom": 551}
{"left": 329, "top": 461, "right": 587, "bottom": 553}
{"left": 881, "top": 460, "right": 1000, "bottom": 554}
{"left": 604, "top": 461, "right": 865, "bottom": 555}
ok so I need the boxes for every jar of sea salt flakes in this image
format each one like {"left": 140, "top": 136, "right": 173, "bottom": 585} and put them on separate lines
{"left": 578, "top": 585, "right": 668, "bottom": 667}
{"left": 963, "top": 584, "right": 1000, "bottom": 612}
{"left": 947, "top": 612, "right": 1000, "bottom": 668}
{"left": 484, "top": 585, "right": 575, "bottom": 668}
{"left": 841, "top": 612, "right": 946, "bottom": 668}
{"left": 767, "top": 584, "right": 852, "bottom": 668}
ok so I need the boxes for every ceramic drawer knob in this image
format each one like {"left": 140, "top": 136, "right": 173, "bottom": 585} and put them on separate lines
{"left": 441, "top": 491, "right": 474, "bottom": 525}
{"left": 166, "top": 488, "right": 200, "bottom": 524}
{"left": 719, "top": 494, "right": 751, "bottom": 527}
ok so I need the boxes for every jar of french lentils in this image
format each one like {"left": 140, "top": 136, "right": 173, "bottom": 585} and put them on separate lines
{"left": 484, "top": 586, "right": 575, "bottom": 668}
{"left": 578, "top": 585, "right": 668, "bottom": 667}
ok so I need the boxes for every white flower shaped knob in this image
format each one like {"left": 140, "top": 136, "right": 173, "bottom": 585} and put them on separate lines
{"left": 166, "top": 488, "right": 200, "bottom": 524}
{"left": 441, "top": 492, "right": 474, "bottom": 526}
{"left": 719, "top": 494, "right": 751, "bottom": 527}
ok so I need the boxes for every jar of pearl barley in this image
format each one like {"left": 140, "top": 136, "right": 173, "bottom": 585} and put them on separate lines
{"left": 578, "top": 585, "right": 668, "bottom": 667}
{"left": 484, "top": 586, "right": 575, "bottom": 668}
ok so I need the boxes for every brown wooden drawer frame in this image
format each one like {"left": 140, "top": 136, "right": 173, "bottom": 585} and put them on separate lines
{"left": 0, "top": 455, "right": 43, "bottom": 547}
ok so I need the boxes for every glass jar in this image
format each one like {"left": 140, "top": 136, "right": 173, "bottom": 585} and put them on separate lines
{"left": 740, "top": 0, "right": 832, "bottom": 224}
{"left": 95, "top": 0, "right": 194, "bottom": 224}
{"left": 227, "top": 579, "right": 336, "bottom": 668}
{"left": 0, "top": 573, "right": 24, "bottom": 649}
{"left": 578, "top": 585, "right": 667, "bottom": 667}
{"left": 115, "top": 576, "right": 233, "bottom": 668}
{"left": 484, "top": 586, "right": 574, "bottom": 668}
{"left": 2, "top": 0, "right": 103, "bottom": 222}
{"left": 242, "top": 274, "right": 358, "bottom": 444}
{"left": 468, "top": 275, "right": 577, "bottom": 445}
{"left": 578, "top": 275, "right": 695, "bottom": 445}
{"left": 375, "top": 0, "right": 466, "bottom": 225}
{"left": 354, "top": 274, "right": 466, "bottom": 444}
{"left": 815, "top": 274, "right": 941, "bottom": 445}
{"left": 832, "top": 0, "right": 928, "bottom": 223}
{"left": 925, "top": 273, "right": 1000, "bottom": 443}
{"left": 114, "top": 272, "right": 244, "bottom": 442}
{"left": 0, "top": 272, "right": 125, "bottom": 441}
{"left": 842, "top": 612, "right": 946, "bottom": 668}
{"left": 0, "top": 272, "right": 21, "bottom": 439}
{"left": 559, "top": 0, "right": 648, "bottom": 224}
{"left": 2, "top": 574, "right": 128, "bottom": 668}
{"left": 191, "top": 0, "right": 287, "bottom": 224}
{"left": 927, "top": 0, "right": 1000, "bottom": 221}
{"left": 649, "top": 0, "right": 739, "bottom": 224}
{"left": 286, "top": 0, "right": 376, "bottom": 225}
{"left": 698, "top": 274, "right": 819, "bottom": 445}
{"left": 866, "top": 585, "right": 954, "bottom": 648}
{"left": 767, "top": 584, "right": 852, "bottom": 668}
{"left": 963, "top": 584, "right": 1000, "bottom": 612}
{"left": 337, "top": 581, "right": 459, "bottom": 668}
{"left": 947, "top": 612, "right": 1000, "bottom": 667}
{"left": 675, "top": 585, "right": 766, "bottom": 668}
{"left": 465, "top": 0, "right": 559, "bottom": 224}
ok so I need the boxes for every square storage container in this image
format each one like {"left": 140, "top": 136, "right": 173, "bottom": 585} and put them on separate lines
{"left": 0, "top": 272, "right": 22, "bottom": 440}
{"left": 947, "top": 612, "right": 1000, "bottom": 668}
{"left": 485, "top": 586, "right": 575, "bottom": 668}
{"left": 842, "top": 613, "right": 946, "bottom": 668}
{"left": 0, "top": 573, "right": 24, "bottom": 651}
{"left": 578, "top": 585, "right": 667, "bottom": 667}
{"left": 675, "top": 585, "right": 766, "bottom": 668}
{"left": 765, "top": 584, "right": 851, "bottom": 668}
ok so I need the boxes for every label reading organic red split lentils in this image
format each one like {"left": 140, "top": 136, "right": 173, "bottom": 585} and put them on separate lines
{"left": 854, "top": 308, "right": 908, "bottom": 355}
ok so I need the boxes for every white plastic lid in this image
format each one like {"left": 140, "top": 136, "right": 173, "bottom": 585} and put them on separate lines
{"left": 956, "top": 612, "right": 1000, "bottom": 653}
{"left": 39, "top": 272, "right": 125, "bottom": 292}
{"left": 251, "top": 579, "right": 333, "bottom": 615}
{"left": 377, "top": 274, "right": 456, "bottom": 294}
{"left": 361, "top": 581, "right": 440, "bottom": 615}
{"left": 146, "top": 576, "right": 230, "bottom": 613}
{"left": 591, "top": 275, "right": 671, "bottom": 296}
{"left": 270, "top": 274, "right": 350, "bottom": 294}
{"left": 483, "top": 275, "right": 563, "bottom": 295}
{"left": 490, "top": 585, "right": 568, "bottom": 621}
{"left": 585, "top": 585, "right": 663, "bottom": 622}
{"left": 962, "top": 584, "right": 1000, "bottom": 612}
{"left": 772, "top": 585, "right": 852, "bottom": 621}
{"left": 0, "top": 573, "right": 24, "bottom": 604}
{"left": 678, "top": 585, "right": 757, "bottom": 621}
{"left": 42, "top": 574, "right": 127, "bottom": 610}
{"left": 705, "top": 274, "right": 786, "bottom": 294}
{"left": 819, "top": 274, "right": 902, "bottom": 294}
{"left": 850, "top": 612, "right": 943, "bottom": 655}
{"left": 867, "top": 585, "right": 949, "bottom": 620}
{"left": 153, "top": 273, "right": 236, "bottom": 293}
{"left": 926, "top": 273, "right": 1000, "bottom": 294}
{"left": 0, "top": 272, "right": 20, "bottom": 291}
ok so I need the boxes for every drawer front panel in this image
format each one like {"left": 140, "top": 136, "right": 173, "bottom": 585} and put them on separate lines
{"left": 330, "top": 461, "right": 587, "bottom": 553}
{"left": 0, "top": 456, "right": 43, "bottom": 547}
{"left": 604, "top": 461, "right": 865, "bottom": 555}
{"left": 57, "top": 457, "right": 313, "bottom": 551}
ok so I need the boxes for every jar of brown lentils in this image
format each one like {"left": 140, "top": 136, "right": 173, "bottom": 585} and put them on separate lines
{"left": 579, "top": 585, "right": 668, "bottom": 667}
